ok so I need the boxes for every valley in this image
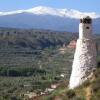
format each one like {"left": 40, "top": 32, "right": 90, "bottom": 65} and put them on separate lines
{"left": 0, "top": 28, "right": 74, "bottom": 99}
{"left": 0, "top": 28, "right": 99, "bottom": 100}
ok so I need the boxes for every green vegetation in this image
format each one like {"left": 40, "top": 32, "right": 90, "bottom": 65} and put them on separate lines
{"left": 0, "top": 28, "right": 75, "bottom": 99}
{"left": 40, "top": 43, "right": 100, "bottom": 100}
{"left": 0, "top": 28, "right": 99, "bottom": 100}
{"left": 0, "top": 67, "right": 46, "bottom": 76}
{"left": 0, "top": 47, "right": 74, "bottom": 100}
{"left": 41, "top": 67, "right": 100, "bottom": 100}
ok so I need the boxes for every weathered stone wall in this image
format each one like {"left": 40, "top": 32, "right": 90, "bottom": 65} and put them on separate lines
{"left": 69, "top": 38, "right": 97, "bottom": 89}
{"left": 79, "top": 23, "right": 92, "bottom": 39}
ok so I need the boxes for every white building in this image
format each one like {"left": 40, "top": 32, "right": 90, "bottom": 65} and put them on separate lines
{"left": 24, "top": 92, "right": 37, "bottom": 99}
{"left": 69, "top": 16, "right": 97, "bottom": 89}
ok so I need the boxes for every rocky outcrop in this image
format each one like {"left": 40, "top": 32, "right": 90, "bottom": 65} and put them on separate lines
{"left": 67, "top": 40, "right": 76, "bottom": 49}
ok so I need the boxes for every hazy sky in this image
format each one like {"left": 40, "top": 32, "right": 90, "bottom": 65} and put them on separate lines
{"left": 0, "top": 0, "right": 99, "bottom": 13}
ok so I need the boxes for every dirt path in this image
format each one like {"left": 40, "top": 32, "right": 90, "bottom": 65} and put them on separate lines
{"left": 85, "top": 86, "right": 92, "bottom": 100}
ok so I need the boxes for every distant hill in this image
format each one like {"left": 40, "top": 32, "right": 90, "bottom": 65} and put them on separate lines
{"left": 0, "top": 28, "right": 73, "bottom": 50}
{"left": 0, "top": 28, "right": 73, "bottom": 67}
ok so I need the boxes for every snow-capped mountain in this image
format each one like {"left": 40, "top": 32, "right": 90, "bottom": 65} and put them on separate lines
{"left": 26, "top": 6, "right": 100, "bottom": 19}
{"left": 0, "top": 6, "right": 100, "bottom": 33}
{"left": 0, "top": 6, "right": 99, "bottom": 18}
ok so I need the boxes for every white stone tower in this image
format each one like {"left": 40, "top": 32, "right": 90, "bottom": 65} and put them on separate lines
{"left": 69, "top": 16, "right": 97, "bottom": 89}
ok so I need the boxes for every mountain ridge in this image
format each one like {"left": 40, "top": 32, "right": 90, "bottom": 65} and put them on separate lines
{"left": 0, "top": 6, "right": 100, "bottom": 18}
{"left": 0, "top": 6, "right": 100, "bottom": 33}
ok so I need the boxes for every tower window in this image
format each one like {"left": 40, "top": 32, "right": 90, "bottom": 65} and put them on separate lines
{"left": 86, "top": 26, "right": 90, "bottom": 29}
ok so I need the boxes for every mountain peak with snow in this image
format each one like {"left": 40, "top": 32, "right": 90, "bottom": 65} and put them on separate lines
{"left": 0, "top": 6, "right": 100, "bottom": 33}
{"left": 26, "top": 6, "right": 100, "bottom": 19}
{"left": 0, "top": 6, "right": 100, "bottom": 19}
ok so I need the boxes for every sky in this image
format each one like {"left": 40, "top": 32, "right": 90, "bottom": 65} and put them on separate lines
{"left": 0, "top": 0, "right": 99, "bottom": 13}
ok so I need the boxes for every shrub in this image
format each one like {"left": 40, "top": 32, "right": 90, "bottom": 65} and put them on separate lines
{"left": 83, "top": 80, "right": 90, "bottom": 87}
{"left": 72, "top": 96, "right": 86, "bottom": 100}
{"left": 92, "top": 83, "right": 100, "bottom": 92}
{"left": 66, "top": 89, "right": 76, "bottom": 98}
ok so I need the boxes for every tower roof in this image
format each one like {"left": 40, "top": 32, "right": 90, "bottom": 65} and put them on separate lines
{"left": 80, "top": 16, "right": 92, "bottom": 24}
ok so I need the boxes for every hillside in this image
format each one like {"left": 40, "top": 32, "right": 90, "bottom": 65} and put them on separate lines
{"left": 34, "top": 41, "right": 100, "bottom": 100}
{"left": 0, "top": 28, "right": 99, "bottom": 100}
{"left": 0, "top": 28, "right": 75, "bottom": 100}
{"left": 0, "top": 28, "right": 73, "bottom": 67}
{"left": 30, "top": 35, "right": 100, "bottom": 100}
{"left": 38, "top": 67, "right": 100, "bottom": 100}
